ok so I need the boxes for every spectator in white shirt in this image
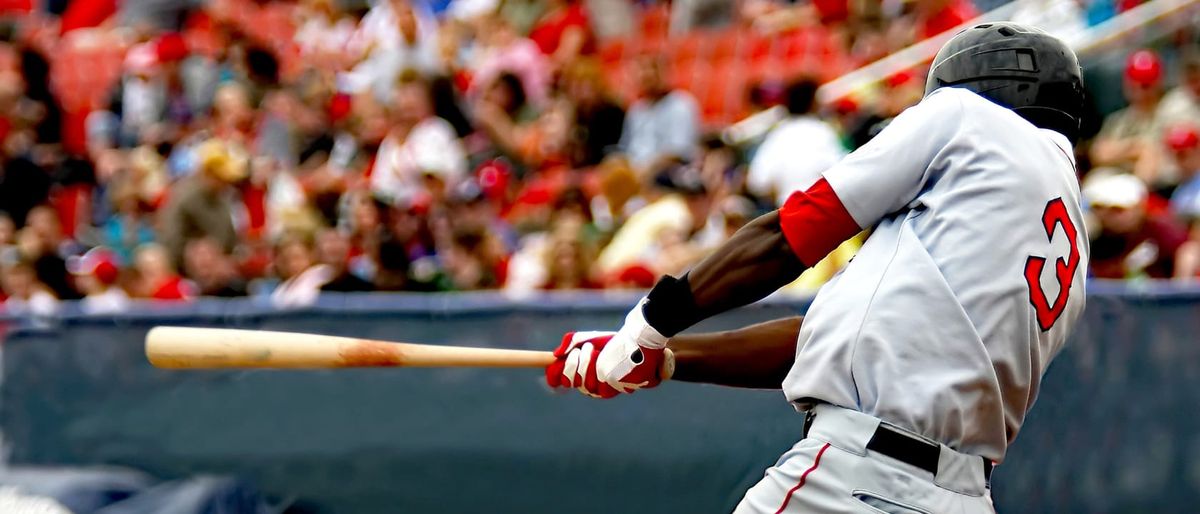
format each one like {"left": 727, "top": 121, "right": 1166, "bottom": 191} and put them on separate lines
{"left": 341, "top": 0, "right": 441, "bottom": 103}
{"left": 117, "top": 43, "right": 167, "bottom": 147}
{"left": 271, "top": 232, "right": 334, "bottom": 308}
{"left": 295, "top": 0, "right": 358, "bottom": 71}
{"left": 67, "top": 247, "right": 130, "bottom": 315}
{"left": 1, "top": 260, "right": 59, "bottom": 318}
{"left": 1160, "top": 53, "right": 1200, "bottom": 129}
{"left": 619, "top": 56, "right": 701, "bottom": 174}
{"left": 747, "top": 79, "right": 847, "bottom": 207}
{"left": 369, "top": 72, "right": 468, "bottom": 207}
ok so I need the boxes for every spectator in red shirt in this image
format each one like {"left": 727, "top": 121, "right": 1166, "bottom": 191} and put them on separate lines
{"left": 133, "top": 243, "right": 193, "bottom": 300}
{"left": 1085, "top": 172, "right": 1190, "bottom": 279}
{"left": 528, "top": 0, "right": 594, "bottom": 69}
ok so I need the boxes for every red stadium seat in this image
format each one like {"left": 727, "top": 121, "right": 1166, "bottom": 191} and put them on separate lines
{"left": 669, "top": 32, "right": 705, "bottom": 64}
{"left": 662, "top": 32, "right": 703, "bottom": 92}
{"left": 598, "top": 39, "right": 626, "bottom": 65}
{"left": 666, "top": 60, "right": 694, "bottom": 92}
{"left": 640, "top": 4, "right": 670, "bottom": 40}
{"left": 698, "top": 77, "right": 726, "bottom": 121}
{"left": 698, "top": 61, "right": 751, "bottom": 125}
{"left": 708, "top": 28, "right": 742, "bottom": 63}
{"left": 606, "top": 61, "right": 638, "bottom": 105}
{"left": 744, "top": 31, "right": 775, "bottom": 62}
{"left": 750, "top": 54, "right": 784, "bottom": 83}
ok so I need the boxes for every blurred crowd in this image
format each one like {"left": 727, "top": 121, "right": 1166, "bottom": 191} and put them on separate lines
{"left": 0, "top": 0, "right": 1196, "bottom": 317}
{"left": 1081, "top": 48, "right": 1200, "bottom": 283}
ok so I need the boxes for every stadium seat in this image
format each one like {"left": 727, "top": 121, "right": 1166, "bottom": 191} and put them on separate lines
{"left": 708, "top": 28, "right": 742, "bottom": 63}
{"left": 639, "top": 4, "right": 670, "bottom": 41}
{"left": 598, "top": 39, "right": 626, "bottom": 66}
{"left": 744, "top": 31, "right": 775, "bottom": 62}
{"left": 652, "top": 32, "right": 698, "bottom": 93}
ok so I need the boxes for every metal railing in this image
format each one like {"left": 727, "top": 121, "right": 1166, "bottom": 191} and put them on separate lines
{"left": 816, "top": 0, "right": 1200, "bottom": 104}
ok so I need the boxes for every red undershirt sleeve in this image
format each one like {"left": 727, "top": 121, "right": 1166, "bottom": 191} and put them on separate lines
{"left": 776, "top": 89, "right": 967, "bottom": 266}
{"left": 778, "top": 177, "right": 863, "bottom": 267}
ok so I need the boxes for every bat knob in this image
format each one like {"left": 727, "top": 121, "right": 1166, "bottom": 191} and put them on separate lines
{"left": 660, "top": 349, "right": 676, "bottom": 381}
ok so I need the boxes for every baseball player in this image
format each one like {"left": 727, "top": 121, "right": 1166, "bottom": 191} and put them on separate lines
{"left": 546, "top": 23, "right": 1089, "bottom": 513}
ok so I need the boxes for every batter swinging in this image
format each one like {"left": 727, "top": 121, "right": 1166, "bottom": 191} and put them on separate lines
{"left": 546, "top": 23, "right": 1089, "bottom": 513}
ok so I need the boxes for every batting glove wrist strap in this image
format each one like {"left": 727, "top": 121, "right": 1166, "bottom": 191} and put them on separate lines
{"left": 625, "top": 297, "right": 668, "bottom": 350}
{"left": 642, "top": 274, "right": 701, "bottom": 338}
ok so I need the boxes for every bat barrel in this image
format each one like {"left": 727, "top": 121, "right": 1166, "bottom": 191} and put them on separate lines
{"left": 145, "top": 326, "right": 555, "bottom": 369}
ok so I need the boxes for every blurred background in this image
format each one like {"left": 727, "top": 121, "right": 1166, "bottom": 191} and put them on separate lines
{"left": 0, "top": 0, "right": 1198, "bottom": 512}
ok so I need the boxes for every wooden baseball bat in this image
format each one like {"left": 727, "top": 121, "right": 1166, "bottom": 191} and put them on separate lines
{"left": 145, "top": 326, "right": 676, "bottom": 379}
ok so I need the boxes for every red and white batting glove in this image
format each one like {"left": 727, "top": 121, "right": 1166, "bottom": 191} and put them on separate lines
{"left": 545, "top": 299, "right": 669, "bottom": 398}
{"left": 546, "top": 331, "right": 619, "bottom": 398}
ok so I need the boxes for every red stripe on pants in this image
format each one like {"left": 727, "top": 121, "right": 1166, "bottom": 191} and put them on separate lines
{"left": 773, "top": 443, "right": 831, "bottom": 514}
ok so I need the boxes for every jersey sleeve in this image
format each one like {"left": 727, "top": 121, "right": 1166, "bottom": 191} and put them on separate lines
{"left": 822, "top": 88, "right": 965, "bottom": 228}
{"left": 777, "top": 89, "right": 965, "bottom": 266}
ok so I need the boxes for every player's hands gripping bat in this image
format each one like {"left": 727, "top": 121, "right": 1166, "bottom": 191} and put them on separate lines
{"left": 545, "top": 299, "right": 672, "bottom": 398}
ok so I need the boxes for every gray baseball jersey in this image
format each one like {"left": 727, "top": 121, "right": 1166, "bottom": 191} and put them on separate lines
{"left": 780, "top": 87, "right": 1089, "bottom": 463}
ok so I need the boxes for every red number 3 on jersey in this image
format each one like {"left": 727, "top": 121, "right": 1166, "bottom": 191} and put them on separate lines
{"left": 1024, "top": 198, "right": 1080, "bottom": 331}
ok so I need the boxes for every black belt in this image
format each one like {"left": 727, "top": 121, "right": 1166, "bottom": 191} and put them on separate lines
{"left": 803, "top": 411, "right": 993, "bottom": 482}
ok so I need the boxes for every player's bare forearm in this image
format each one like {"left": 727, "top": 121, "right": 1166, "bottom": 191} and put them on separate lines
{"left": 643, "top": 211, "right": 807, "bottom": 337}
{"left": 668, "top": 316, "right": 802, "bottom": 389}
{"left": 549, "top": 211, "right": 813, "bottom": 398}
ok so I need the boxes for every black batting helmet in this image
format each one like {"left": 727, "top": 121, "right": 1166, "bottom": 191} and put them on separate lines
{"left": 925, "top": 22, "right": 1083, "bottom": 141}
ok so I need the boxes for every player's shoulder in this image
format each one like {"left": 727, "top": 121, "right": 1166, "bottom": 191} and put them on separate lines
{"left": 919, "top": 87, "right": 972, "bottom": 108}
{"left": 894, "top": 87, "right": 975, "bottom": 127}
{"left": 922, "top": 87, "right": 1010, "bottom": 116}
{"left": 923, "top": 87, "right": 1047, "bottom": 137}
